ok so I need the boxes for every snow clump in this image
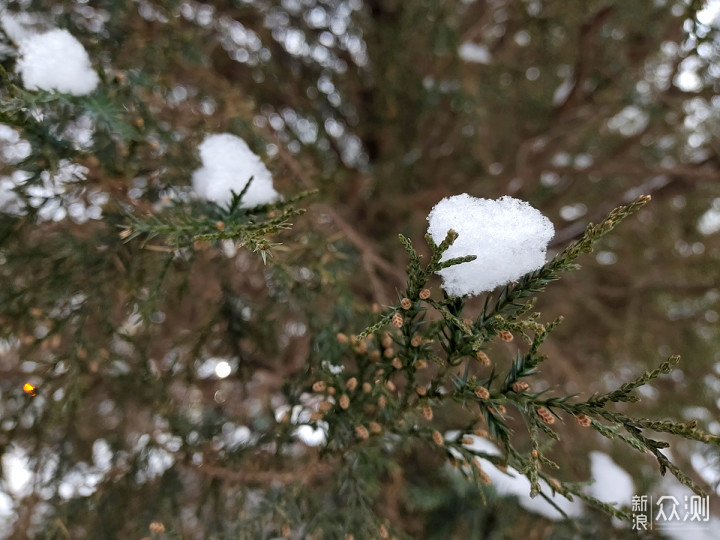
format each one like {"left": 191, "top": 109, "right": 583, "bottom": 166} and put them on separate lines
{"left": 16, "top": 29, "right": 99, "bottom": 95}
{"left": 427, "top": 194, "right": 554, "bottom": 297}
{"left": 192, "top": 133, "right": 280, "bottom": 209}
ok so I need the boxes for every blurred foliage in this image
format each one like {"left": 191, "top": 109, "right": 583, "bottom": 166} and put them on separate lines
{"left": 0, "top": 0, "right": 719, "bottom": 538}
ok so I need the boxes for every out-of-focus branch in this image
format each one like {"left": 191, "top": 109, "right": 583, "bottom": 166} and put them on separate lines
{"left": 274, "top": 142, "right": 405, "bottom": 303}
{"left": 551, "top": 6, "right": 614, "bottom": 119}
{"left": 199, "top": 459, "right": 335, "bottom": 485}
{"left": 549, "top": 171, "right": 686, "bottom": 248}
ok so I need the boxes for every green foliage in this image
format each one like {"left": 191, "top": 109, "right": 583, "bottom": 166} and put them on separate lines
{"left": 122, "top": 185, "right": 317, "bottom": 260}
{"left": 313, "top": 196, "right": 717, "bottom": 529}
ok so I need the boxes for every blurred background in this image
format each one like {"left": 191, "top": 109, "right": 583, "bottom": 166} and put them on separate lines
{"left": 0, "top": 0, "right": 719, "bottom": 538}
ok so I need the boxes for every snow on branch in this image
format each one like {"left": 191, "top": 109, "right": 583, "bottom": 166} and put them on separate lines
{"left": 427, "top": 194, "right": 555, "bottom": 297}
{"left": 17, "top": 29, "right": 99, "bottom": 96}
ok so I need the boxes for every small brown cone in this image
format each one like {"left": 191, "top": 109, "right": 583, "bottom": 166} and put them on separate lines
{"left": 422, "top": 406, "right": 433, "bottom": 420}
{"left": 392, "top": 312, "right": 403, "bottom": 328}
{"left": 339, "top": 394, "right": 350, "bottom": 409}
{"left": 474, "top": 386, "right": 490, "bottom": 400}
{"left": 575, "top": 413, "right": 591, "bottom": 427}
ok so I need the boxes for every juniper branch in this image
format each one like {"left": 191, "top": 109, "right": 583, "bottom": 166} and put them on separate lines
{"left": 587, "top": 355, "right": 680, "bottom": 407}
{"left": 482, "top": 195, "right": 651, "bottom": 322}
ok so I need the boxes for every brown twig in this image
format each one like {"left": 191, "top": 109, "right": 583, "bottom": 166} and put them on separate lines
{"left": 552, "top": 6, "right": 615, "bottom": 119}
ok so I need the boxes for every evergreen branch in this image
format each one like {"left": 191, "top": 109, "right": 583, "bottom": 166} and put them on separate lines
{"left": 483, "top": 195, "right": 651, "bottom": 322}
{"left": 426, "top": 300, "right": 473, "bottom": 337}
{"left": 436, "top": 254, "right": 477, "bottom": 270}
{"left": 655, "top": 451, "right": 707, "bottom": 496}
{"left": 356, "top": 312, "right": 395, "bottom": 340}
{"left": 595, "top": 410, "right": 720, "bottom": 446}
{"left": 122, "top": 195, "right": 310, "bottom": 254}
{"left": 501, "top": 317, "right": 561, "bottom": 391}
{"left": 587, "top": 355, "right": 680, "bottom": 407}
{"left": 561, "top": 486, "right": 633, "bottom": 521}
{"left": 398, "top": 233, "right": 422, "bottom": 286}
{"left": 434, "top": 229, "right": 458, "bottom": 263}
{"left": 226, "top": 176, "right": 257, "bottom": 212}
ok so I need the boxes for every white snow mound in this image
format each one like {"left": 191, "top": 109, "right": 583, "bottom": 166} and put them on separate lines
{"left": 427, "top": 194, "right": 554, "bottom": 297}
{"left": 192, "top": 133, "right": 280, "bottom": 208}
{"left": 17, "top": 29, "right": 99, "bottom": 95}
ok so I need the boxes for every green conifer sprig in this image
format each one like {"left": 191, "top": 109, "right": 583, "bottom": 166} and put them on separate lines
{"left": 506, "top": 355, "right": 719, "bottom": 496}
{"left": 121, "top": 189, "right": 316, "bottom": 259}
{"left": 480, "top": 195, "right": 652, "bottom": 324}
{"left": 587, "top": 355, "right": 680, "bottom": 407}
{"left": 501, "top": 317, "right": 562, "bottom": 391}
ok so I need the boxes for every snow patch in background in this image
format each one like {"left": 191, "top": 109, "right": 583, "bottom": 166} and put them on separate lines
{"left": 698, "top": 1, "right": 720, "bottom": 26}
{"left": 607, "top": 105, "right": 649, "bottom": 137}
{"left": 222, "top": 423, "right": 252, "bottom": 450}
{"left": 2, "top": 445, "right": 33, "bottom": 498}
{"left": 0, "top": 10, "right": 38, "bottom": 44}
{"left": 446, "top": 432, "right": 584, "bottom": 520}
{"left": 17, "top": 29, "right": 99, "bottom": 95}
{"left": 0, "top": 124, "right": 32, "bottom": 163}
{"left": 697, "top": 199, "right": 720, "bottom": 235}
{"left": 656, "top": 461, "right": 720, "bottom": 540}
{"left": 553, "top": 77, "right": 574, "bottom": 105}
{"left": 585, "top": 451, "right": 635, "bottom": 505}
{"left": 690, "top": 451, "right": 720, "bottom": 494}
{"left": 274, "top": 394, "right": 329, "bottom": 447}
{"left": 458, "top": 42, "right": 492, "bottom": 64}
{"left": 192, "top": 133, "right": 280, "bottom": 208}
{"left": 294, "top": 423, "right": 328, "bottom": 446}
{"left": 0, "top": 489, "right": 14, "bottom": 539}
{"left": 92, "top": 439, "right": 113, "bottom": 472}
{"left": 196, "top": 357, "right": 236, "bottom": 379}
{"left": 427, "top": 194, "right": 554, "bottom": 296}
{"left": 0, "top": 445, "right": 29, "bottom": 537}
